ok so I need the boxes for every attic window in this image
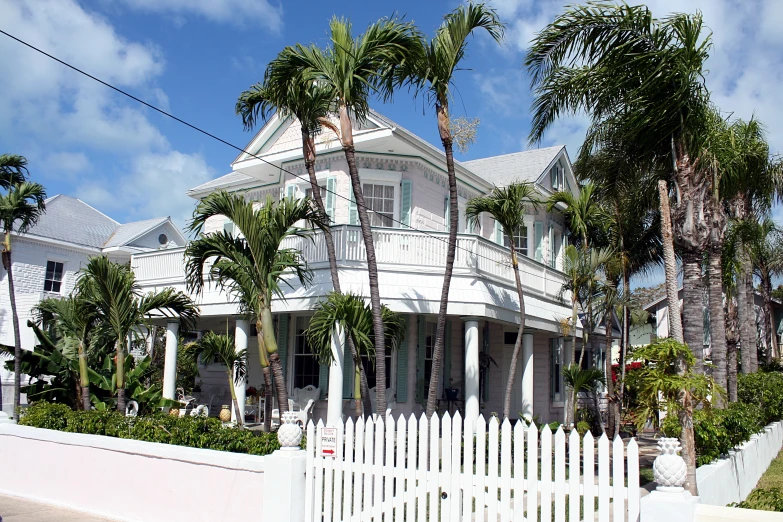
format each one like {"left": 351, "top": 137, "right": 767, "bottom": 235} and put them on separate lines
{"left": 158, "top": 234, "right": 168, "bottom": 245}
{"left": 550, "top": 161, "right": 565, "bottom": 191}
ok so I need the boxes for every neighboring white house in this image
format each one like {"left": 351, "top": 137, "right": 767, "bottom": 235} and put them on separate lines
{"left": 133, "top": 109, "right": 586, "bottom": 426}
{"left": 0, "top": 194, "right": 185, "bottom": 414}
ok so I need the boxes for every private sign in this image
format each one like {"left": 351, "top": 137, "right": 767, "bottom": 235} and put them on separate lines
{"left": 320, "top": 427, "right": 337, "bottom": 457}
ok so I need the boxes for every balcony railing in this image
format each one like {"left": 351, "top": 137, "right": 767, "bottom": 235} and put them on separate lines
{"left": 131, "top": 225, "right": 566, "bottom": 299}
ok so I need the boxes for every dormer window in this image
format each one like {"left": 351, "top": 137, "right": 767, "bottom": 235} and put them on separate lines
{"left": 550, "top": 161, "right": 565, "bottom": 191}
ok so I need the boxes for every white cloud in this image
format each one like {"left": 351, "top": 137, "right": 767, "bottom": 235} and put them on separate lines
{"left": 43, "top": 152, "right": 91, "bottom": 174}
{"left": 77, "top": 151, "right": 214, "bottom": 230}
{"left": 117, "top": 0, "right": 283, "bottom": 32}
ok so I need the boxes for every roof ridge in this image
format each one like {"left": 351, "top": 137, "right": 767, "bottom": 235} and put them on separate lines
{"left": 463, "top": 145, "right": 564, "bottom": 164}
{"left": 49, "top": 194, "right": 121, "bottom": 225}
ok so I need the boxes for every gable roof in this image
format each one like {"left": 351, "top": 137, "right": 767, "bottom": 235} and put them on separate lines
{"left": 461, "top": 146, "right": 564, "bottom": 187}
{"left": 187, "top": 171, "right": 255, "bottom": 197}
{"left": 20, "top": 195, "right": 180, "bottom": 251}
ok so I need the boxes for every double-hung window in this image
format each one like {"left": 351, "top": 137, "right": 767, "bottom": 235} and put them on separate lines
{"left": 43, "top": 261, "right": 64, "bottom": 293}
{"left": 305, "top": 185, "right": 326, "bottom": 201}
{"left": 363, "top": 183, "right": 395, "bottom": 227}
{"left": 503, "top": 226, "right": 529, "bottom": 256}
{"left": 293, "top": 317, "right": 319, "bottom": 389}
{"left": 361, "top": 350, "right": 392, "bottom": 390}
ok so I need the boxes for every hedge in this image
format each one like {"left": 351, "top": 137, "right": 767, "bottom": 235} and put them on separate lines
{"left": 663, "top": 370, "right": 783, "bottom": 466}
{"left": 18, "top": 402, "right": 288, "bottom": 456}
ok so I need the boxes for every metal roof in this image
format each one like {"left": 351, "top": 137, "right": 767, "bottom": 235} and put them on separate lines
{"left": 461, "top": 146, "right": 564, "bottom": 187}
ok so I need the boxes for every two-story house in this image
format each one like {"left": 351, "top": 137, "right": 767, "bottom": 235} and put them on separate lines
{"left": 132, "top": 110, "right": 582, "bottom": 425}
{"left": 0, "top": 195, "right": 185, "bottom": 414}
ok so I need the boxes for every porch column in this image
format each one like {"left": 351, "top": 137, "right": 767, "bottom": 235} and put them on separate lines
{"left": 162, "top": 321, "right": 179, "bottom": 401}
{"left": 233, "top": 319, "right": 250, "bottom": 424}
{"left": 521, "top": 332, "right": 534, "bottom": 421}
{"left": 463, "top": 317, "right": 480, "bottom": 431}
{"left": 327, "top": 323, "right": 345, "bottom": 426}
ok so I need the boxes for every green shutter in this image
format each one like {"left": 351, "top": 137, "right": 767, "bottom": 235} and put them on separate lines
{"left": 548, "top": 226, "right": 555, "bottom": 268}
{"left": 286, "top": 184, "right": 296, "bottom": 199}
{"left": 494, "top": 220, "right": 503, "bottom": 244}
{"left": 348, "top": 186, "right": 358, "bottom": 225}
{"left": 443, "top": 319, "right": 452, "bottom": 389}
{"left": 400, "top": 179, "right": 412, "bottom": 228}
{"left": 277, "top": 314, "right": 289, "bottom": 376}
{"left": 534, "top": 222, "right": 544, "bottom": 262}
{"left": 325, "top": 176, "right": 336, "bottom": 223}
{"left": 343, "top": 334, "right": 353, "bottom": 398}
{"left": 223, "top": 219, "right": 234, "bottom": 236}
{"left": 395, "top": 316, "right": 410, "bottom": 403}
{"left": 319, "top": 362, "right": 329, "bottom": 399}
{"left": 416, "top": 315, "right": 426, "bottom": 404}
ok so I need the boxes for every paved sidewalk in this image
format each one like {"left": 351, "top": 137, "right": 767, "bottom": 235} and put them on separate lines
{"left": 0, "top": 494, "right": 116, "bottom": 521}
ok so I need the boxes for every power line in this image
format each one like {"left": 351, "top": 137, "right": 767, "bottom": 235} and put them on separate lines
{"left": 0, "top": 28, "right": 527, "bottom": 272}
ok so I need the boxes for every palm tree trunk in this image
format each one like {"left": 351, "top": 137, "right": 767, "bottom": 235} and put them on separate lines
{"left": 658, "top": 180, "right": 684, "bottom": 343}
{"left": 116, "top": 341, "right": 126, "bottom": 413}
{"left": 2, "top": 248, "right": 23, "bottom": 418}
{"left": 257, "top": 323, "right": 273, "bottom": 431}
{"left": 260, "top": 305, "right": 288, "bottom": 414}
{"left": 708, "top": 247, "right": 727, "bottom": 406}
{"left": 227, "top": 370, "right": 243, "bottom": 427}
{"left": 604, "top": 309, "right": 615, "bottom": 437}
{"left": 727, "top": 340, "right": 738, "bottom": 402}
{"left": 682, "top": 250, "right": 705, "bottom": 372}
{"left": 426, "top": 113, "right": 459, "bottom": 418}
{"left": 616, "top": 268, "right": 631, "bottom": 437}
{"left": 737, "top": 254, "right": 752, "bottom": 374}
{"left": 503, "top": 244, "right": 526, "bottom": 420}
{"left": 349, "top": 337, "right": 372, "bottom": 419}
{"left": 354, "top": 363, "right": 362, "bottom": 417}
{"left": 748, "top": 271, "right": 759, "bottom": 372}
{"left": 78, "top": 341, "right": 91, "bottom": 411}
{"left": 339, "top": 105, "right": 386, "bottom": 414}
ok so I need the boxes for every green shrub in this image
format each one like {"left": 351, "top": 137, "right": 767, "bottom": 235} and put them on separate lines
{"left": 19, "top": 402, "right": 285, "bottom": 456}
{"left": 733, "top": 488, "right": 783, "bottom": 511}
{"left": 738, "top": 372, "right": 783, "bottom": 425}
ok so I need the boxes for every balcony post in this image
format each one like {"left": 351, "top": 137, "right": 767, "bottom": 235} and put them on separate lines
{"left": 233, "top": 318, "right": 250, "bottom": 424}
{"left": 463, "top": 317, "right": 480, "bottom": 432}
{"left": 162, "top": 321, "right": 179, "bottom": 401}
{"left": 521, "top": 332, "right": 535, "bottom": 421}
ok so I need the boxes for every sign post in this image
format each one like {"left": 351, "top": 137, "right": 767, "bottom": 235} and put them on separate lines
{"left": 320, "top": 427, "right": 337, "bottom": 457}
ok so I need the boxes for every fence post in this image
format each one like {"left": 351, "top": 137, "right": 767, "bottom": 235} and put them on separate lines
{"left": 264, "top": 413, "right": 308, "bottom": 522}
{"left": 640, "top": 437, "right": 699, "bottom": 522}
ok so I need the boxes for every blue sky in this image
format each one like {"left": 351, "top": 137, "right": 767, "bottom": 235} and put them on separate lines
{"left": 1, "top": 0, "right": 782, "bottom": 286}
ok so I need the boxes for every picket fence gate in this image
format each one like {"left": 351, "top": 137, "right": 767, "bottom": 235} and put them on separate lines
{"left": 304, "top": 412, "right": 640, "bottom": 522}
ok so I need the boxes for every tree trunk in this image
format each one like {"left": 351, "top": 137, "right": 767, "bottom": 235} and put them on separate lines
{"left": 340, "top": 107, "right": 386, "bottom": 414}
{"left": 762, "top": 270, "right": 778, "bottom": 364}
{"left": 261, "top": 305, "right": 289, "bottom": 413}
{"left": 116, "top": 341, "right": 126, "bottom": 413}
{"left": 658, "top": 180, "right": 684, "bottom": 343}
{"left": 708, "top": 247, "right": 727, "bottom": 406}
{"left": 426, "top": 105, "right": 459, "bottom": 419}
{"left": 503, "top": 244, "right": 527, "bottom": 420}
{"left": 616, "top": 268, "right": 631, "bottom": 438}
{"left": 604, "top": 309, "right": 615, "bottom": 437}
{"left": 78, "top": 341, "right": 91, "bottom": 411}
{"left": 348, "top": 333, "right": 372, "bottom": 419}
{"left": 228, "top": 371, "right": 243, "bottom": 427}
{"left": 256, "top": 324, "right": 273, "bottom": 431}
{"left": 2, "top": 249, "right": 22, "bottom": 418}
{"left": 748, "top": 271, "right": 759, "bottom": 372}
{"left": 725, "top": 296, "right": 739, "bottom": 403}
{"left": 682, "top": 250, "right": 705, "bottom": 372}
{"left": 737, "top": 253, "right": 752, "bottom": 374}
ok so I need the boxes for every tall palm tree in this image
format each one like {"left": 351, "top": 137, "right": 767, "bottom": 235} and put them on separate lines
{"left": 0, "top": 156, "right": 46, "bottom": 417}
{"left": 184, "top": 332, "right": 247, "bottom": 426}
{"left": 744, "top": 219, "right": 783, "bottom": 363}
{"left": 78, "top": 256, "right": 198, "bottom": 412}
{"left": 236, "top": 61, "right": 371, "bottom": 409}
{"left": 34, "top": 295, "right": 97, "bottom": 411}
{"left": 526, "top": 4, "right": 715, "bottom": 493}
{"left": 547, "top": 182, "right": 604, "bottom": 250}
{"left": 399, "top": 2, "right": 503, "bottom": 418}
{"left": 722, "top": 220, "right": 744, "bottom": 401}
{"left": 466, "top": 182, "right": 540, "bottom": 420}
{"left": 186, "top": 192, "right": 324, "bottom": 429}
{"left": 273, "top": 17, "right": 421, "bottom": 414}
{"left": 306, "top": 292, "right": 407, "bottom": 417}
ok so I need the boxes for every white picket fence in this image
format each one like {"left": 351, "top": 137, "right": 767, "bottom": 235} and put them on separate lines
{"left": 304, "top": 412, "right": 640, "bottom": 522}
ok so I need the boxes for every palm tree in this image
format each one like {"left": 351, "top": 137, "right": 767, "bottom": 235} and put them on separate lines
{"left": 186, "top": 192, "right": 324, "bottom": 429}
{"left": 0, "top": 155, "right": 46, "bottom": 417}
{"left": 722, "top": 220, "right": 744, "bottom": 400}
{"left": 34, "top": 295, "right": 97, "bottom": 410}
{"left": 547, "top": 182, "right": 604, "bottom": 249}
{"left": 306, "top": 292, "right": 407, "bottom": 417}
{"left": 526, "top": 4, "right": 715, "bottom": 492}
{"left": 273, "top": 17, "right": 421, "bottom": 414}
{"left": 466, "top": 182, "right": 540, "bottom": 420}
{"left": 236, "top": 60, "right": 371, "bottom": 411}
{"left": 562, "top": 365, "right": 606, "bottom": 434}
{"left": 184, "top": 332, "right": 247, "bottom": 426}
{"left": 398, "top": 3, "right": 503, "bottom": 418}
{"left": 78, "top": 256, "right": 198, "bottom": 412}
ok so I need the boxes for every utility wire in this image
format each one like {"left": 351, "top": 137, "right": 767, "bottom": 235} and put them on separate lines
{"left": 0, "top": 28, "right": 533, "bottom": 272}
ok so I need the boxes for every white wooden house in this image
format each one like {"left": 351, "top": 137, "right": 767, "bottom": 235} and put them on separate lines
{"left": 132, "top": 110, "right": 583, "bottom": 425}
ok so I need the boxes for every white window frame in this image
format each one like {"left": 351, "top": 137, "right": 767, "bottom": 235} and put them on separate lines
{"left": 358, "top": 169, "right": 402, "bottom": 228}
{"left": 291, "top": 170, "right": 330, "bottom": 198}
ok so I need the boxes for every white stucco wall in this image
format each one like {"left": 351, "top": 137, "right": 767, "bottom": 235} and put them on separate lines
{"left": 0, "top": 423, "right": 265, "bottom": 522}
